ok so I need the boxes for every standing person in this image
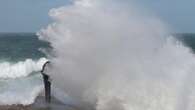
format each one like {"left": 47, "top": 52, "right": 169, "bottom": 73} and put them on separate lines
{"left": 41, "top": 61, "right": 51, "bottom": 103}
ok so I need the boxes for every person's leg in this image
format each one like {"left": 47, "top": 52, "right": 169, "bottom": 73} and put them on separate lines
{"left": 43, "top": 76, "right": 48, "bottom": 102}
{"left": 45, "top": 80, "right": 49, "bottom": 103}
{"left": 48, "top": 81, "right": 51, "bottom": 102}
{"left": 45, "top": 80, "right": 51, "bottom": 103}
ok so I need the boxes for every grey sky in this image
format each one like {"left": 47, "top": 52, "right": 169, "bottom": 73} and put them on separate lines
{"left": 0, "top": 0, "right": 194, "bottom": 33}
{"left": 0, "top": 0, "right": 70, "bottom": 32}
{"left": 136, "top": 0, "right": 195, "bottom": 33}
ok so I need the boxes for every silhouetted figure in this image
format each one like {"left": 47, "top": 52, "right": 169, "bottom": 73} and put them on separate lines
{"left": 41, "top": 61, "right": 51, "bottom": 103}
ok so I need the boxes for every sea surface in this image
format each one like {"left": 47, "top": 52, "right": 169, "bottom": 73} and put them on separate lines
{"left": 0, "top": 33, "right": 50, "bottom": 105}
{"left": 176, "top": 33, "right": 195, "bottom": 53}
{"left": 0, "top": 33, "right": 195, "bottom": 106}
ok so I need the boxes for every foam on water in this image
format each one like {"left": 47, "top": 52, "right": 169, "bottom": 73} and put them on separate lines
{"left": 38, "top": 0, "right": 195, "bottom": 110}
{"left": 0, "top": 58, "right": 48, "bottom": 78}
{"left": 0, "top": 74, "right": 43, "bottom": 105}
{"left": 0, "top": 58, "right": 48, "bottom": 105}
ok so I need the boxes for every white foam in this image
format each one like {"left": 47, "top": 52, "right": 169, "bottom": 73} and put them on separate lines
{"left": 0, "top": 74, "right": 44, "bottom": 105}
{"left": 38, "top": 0, "right": 195, "bottom": 110}
{"left": 0, "top": 58, "right": 48, "bottom": 78}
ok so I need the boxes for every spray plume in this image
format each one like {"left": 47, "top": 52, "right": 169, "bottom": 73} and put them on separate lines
{"left": 38, "top": 0, "right": 195, "bottom": 110}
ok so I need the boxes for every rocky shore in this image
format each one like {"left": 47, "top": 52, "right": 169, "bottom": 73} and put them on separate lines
{"left": 0, "top": 96, "right": 75, "bottom": 110}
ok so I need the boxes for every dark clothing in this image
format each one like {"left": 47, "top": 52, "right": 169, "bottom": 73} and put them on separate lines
{"left": 42, "top": 73, "right": 51, "bottom": 103}
{"left": 41, "top": 61, "right": 51, "bottom": 103}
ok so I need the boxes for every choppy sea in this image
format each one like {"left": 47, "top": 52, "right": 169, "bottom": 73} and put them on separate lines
{"left": 0, "top": 33, "right": 194, "bottom": 106}
{"left": 0, "top": 33, "right": 50, "bottom": 105}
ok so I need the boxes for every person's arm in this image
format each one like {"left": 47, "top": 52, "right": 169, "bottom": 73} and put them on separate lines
{"left": 41, "top": 61, "right": 51, "bottom": 73}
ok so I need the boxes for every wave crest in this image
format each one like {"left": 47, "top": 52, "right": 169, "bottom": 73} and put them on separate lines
{"left": 0, "top": 58, "right": 48, "bottom": 78}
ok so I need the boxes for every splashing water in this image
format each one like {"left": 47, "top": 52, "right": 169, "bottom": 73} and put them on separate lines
{"left": 0, "top": 58, "right": 47, "bottom": 79}
{"left": 38, "top": 0, "right": 195, "bottom": 110}
{"left": 0, "top": 58, "right": 47, "bottom": 105}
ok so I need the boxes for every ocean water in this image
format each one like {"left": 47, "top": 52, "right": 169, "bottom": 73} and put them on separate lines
{"left": 35, "top": 1, "right": 195, "bottom": 110}
{"left": 177, "top": 33, "right": 195, "bottom": 53}
{"left": 0, "top": 33, "right": 50, "bottom": 105}
{"left": 0, "top": 32, "right": 195, "bottom": 106}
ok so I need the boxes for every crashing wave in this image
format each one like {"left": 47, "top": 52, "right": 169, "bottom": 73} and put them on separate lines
{"left": 37, "top": 0, "right": 195, "bottom": 110}
{"left": 0, "top": 74, "right": 44, "bottom": 105}
{"left": 0, "top": 57, "right": 48, "bottom": 79}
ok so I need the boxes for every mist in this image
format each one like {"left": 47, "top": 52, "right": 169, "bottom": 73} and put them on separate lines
{"left": 37, "top": 0, "right": 195, "bottom": 110}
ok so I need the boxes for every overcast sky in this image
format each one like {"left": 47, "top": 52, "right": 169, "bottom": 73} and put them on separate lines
{"left": 0, "top": 0, "right": 194, "bottom": 33}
